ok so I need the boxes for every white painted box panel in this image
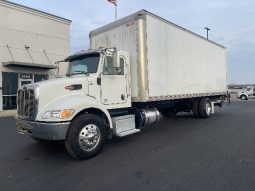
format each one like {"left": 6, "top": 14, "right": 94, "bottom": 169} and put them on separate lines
{"left": 146, "top": 14, "right": 227, "bottom": 99}
{"left": 90, "top": 10, "right": 227, "bottom": 102}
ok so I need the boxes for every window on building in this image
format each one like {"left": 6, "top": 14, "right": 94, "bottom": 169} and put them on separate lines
{"left": 2, "top": 72, "right": 18, "bottom": 110}
{"left": 34, "top": 74, "right": 48, "bottom": 82}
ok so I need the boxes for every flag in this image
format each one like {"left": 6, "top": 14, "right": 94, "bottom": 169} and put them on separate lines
{"left": 107, "top": 0, "right": 117, "bottom": 6}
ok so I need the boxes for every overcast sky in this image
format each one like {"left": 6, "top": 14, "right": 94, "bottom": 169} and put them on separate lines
{"left": 10, "top": 0, "right": 255, "bottom": 84}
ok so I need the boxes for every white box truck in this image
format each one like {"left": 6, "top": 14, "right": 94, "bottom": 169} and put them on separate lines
{"left": 16, "top": 10, "right": 227, "bottom": 159}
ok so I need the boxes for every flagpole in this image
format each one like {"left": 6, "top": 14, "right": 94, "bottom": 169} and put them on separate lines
{"left": 115, "top": 5, "right": 117, "bottom": 20}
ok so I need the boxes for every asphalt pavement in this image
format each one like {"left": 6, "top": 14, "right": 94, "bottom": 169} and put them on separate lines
{"left": 0, "top": 101, "right": 255, "bottom": 191}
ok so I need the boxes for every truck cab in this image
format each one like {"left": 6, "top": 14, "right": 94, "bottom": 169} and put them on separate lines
{"left": 238, "top": 86, "right": 255, "bottom": 100}
{"left": 65, "top": 48, "right": 131, "bottom": 109}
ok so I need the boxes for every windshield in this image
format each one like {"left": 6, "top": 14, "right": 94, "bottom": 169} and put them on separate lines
{"left": 68, "top": 53, "right": 100, "bottom": 75}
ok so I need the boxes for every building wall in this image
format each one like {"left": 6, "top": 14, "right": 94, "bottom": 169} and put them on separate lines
{"left": 0, "top": 72, "right": 2, "bottom": 111}
{"left": 0, "top": 1, "right": 71, "bottom": 111}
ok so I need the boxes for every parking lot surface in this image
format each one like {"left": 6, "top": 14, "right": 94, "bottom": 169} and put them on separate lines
{"left": 0, "top": 101, "right": 255, "bottom": 191}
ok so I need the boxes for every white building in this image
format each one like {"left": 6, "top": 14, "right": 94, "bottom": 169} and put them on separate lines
{"left": 0, "top": 1, "right": 71, "bottom": 111}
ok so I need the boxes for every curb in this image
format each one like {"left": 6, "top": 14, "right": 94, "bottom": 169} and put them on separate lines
{"left": 230, "top": 99, "right": 255, "bottom": 102}
{"left": 0, "top": 110, "right": 16, "bottom": 118}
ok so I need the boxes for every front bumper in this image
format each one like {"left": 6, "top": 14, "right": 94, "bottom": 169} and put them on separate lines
{"left": 15, "top": 118, "right": 70, "bottom": 140}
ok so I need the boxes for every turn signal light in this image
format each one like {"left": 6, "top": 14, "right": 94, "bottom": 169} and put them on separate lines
{"left": 60, "top": 109, "right": 74, "bottom": 119}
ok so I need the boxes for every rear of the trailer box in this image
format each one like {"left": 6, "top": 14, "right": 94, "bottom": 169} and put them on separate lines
{"left": 90, "top": 10, "right": 227, "bottom": 102}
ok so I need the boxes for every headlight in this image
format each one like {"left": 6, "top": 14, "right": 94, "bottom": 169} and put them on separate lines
{"left": 42, "top": 109, "right": 75, "bottom": 119}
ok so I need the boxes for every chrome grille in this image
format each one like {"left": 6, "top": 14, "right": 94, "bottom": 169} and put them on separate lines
{"left": 17, "top": 89, "right": 35, "bottom": 119}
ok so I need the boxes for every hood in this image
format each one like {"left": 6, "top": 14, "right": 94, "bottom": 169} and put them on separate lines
{"left": 30, "top": 76, "right": 89, "bottom": 112}
{"left": 34, "top": 76, "right": 88, "bottom": 89}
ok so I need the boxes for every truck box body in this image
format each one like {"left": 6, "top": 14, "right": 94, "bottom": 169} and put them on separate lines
{"left": 90, "top": 10, "right": 227, "bottom": 102}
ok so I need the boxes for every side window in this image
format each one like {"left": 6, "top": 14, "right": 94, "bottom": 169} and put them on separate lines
{"left": 103, "top": 56, "right": 125, "bottom": 75}
{"left": 119, "top": 57, "right": 125, "bottom": 75}
{"left": 103, "top": 56, "right": 115, "bottom": 75}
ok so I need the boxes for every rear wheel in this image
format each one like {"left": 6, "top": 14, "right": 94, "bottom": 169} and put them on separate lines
{"left": 198, "top": 98, "right": 212, "bottom": 118}
{"left": 65, "top": 114, "right": 106, "bottom": 160}
{"left": 192, "top": 99, "right": 200, "bottom": 118}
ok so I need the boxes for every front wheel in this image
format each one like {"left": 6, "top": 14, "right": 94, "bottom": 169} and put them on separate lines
{"left": 240, "top": 95, "right": 248, "bottom": 100}
{"left": 65, "top": 114, "right": 106, "bottom": 160}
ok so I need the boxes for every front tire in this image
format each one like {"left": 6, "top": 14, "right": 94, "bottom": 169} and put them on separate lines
{"left": 65, "top": 114, "right": 106, "bottom": 160}
{"left": 240, "top": 95, "right": 248, "bottom": 100}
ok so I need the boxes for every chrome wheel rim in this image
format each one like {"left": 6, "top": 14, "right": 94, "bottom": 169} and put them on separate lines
{"left": 78, "top": 124, "right": 100, "bottom": 151}
{"left": 205, "top": 101, "right": 211, "bottom": 116}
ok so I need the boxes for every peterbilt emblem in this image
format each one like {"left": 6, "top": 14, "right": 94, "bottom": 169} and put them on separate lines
{"left": 65, "top": 84, "right": 82, "bottom": 91}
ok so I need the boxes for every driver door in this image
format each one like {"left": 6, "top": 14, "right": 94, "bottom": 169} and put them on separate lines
{"left": 100, "top": 55, "right": 128, "bottom": 107}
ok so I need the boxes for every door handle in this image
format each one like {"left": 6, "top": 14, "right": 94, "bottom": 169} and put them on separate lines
{"left": 121, "top": 94, "right": 125, "bottom": 100}
{"left": 97, "top": 77, "right": 101, "bottom": 85}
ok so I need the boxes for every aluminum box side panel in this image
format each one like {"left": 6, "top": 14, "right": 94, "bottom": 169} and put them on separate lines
{"left": 146, "top": 14, "right": 227, "bottom": 99}
{"left": 90, "top": 21, "right": 141, "bottom": 100}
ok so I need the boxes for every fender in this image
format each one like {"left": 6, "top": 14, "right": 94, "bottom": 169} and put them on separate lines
{"left": 239, "top": 93, "right": 248, "bottom": 99}
{"left": 36, "top": 93, "right": 113, "bottom": 128}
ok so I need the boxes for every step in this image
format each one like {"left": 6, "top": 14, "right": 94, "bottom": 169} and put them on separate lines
{"left": 115, "top": 128, "right": 141, "bottom": 137}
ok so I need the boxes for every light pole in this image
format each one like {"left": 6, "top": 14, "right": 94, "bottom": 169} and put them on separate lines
{"left": 205, "top": 27, "right": 210, "bottom": 40}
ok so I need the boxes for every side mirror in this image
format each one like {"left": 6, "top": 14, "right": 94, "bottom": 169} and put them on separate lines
{"left": 55, "top": 61, "right": 60, "bottom": 77}
{"left": 113, "top": 51, "right": 120, "bottom": 68}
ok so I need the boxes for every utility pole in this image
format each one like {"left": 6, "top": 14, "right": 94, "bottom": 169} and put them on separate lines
{"left": 205, "top": 27, "right": 210, "bottom": 40}
{"left": 115, "top": 5, "right": 117, "bottom": 20}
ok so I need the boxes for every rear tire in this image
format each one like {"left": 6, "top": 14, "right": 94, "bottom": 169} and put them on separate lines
{"left": 65, "top": 114, "right": 106, "bottom": 160}
{"left": 198, "top": 98, "right": 212, "bottom": 118}
{"left": 192, "top": 99, "right": 200, "bottom": 118}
